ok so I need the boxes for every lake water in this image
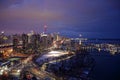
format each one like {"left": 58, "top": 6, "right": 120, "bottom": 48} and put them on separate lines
{"left": 91, "top": 52, "right": 120, "bottom": 80}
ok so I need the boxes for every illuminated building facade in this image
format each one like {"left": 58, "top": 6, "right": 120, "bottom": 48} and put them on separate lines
{"left": 22, "top": 34, "right": 28, "bottom": 51}
{"left": 13, "top": 35, "right": 19, "bottom": 52}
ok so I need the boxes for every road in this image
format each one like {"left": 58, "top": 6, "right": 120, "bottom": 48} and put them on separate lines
{"left": 10, "top": 54, "right": 56, "bottom": 79}
{"left": 7, "top": 51, "right": 75, "bottom": 80}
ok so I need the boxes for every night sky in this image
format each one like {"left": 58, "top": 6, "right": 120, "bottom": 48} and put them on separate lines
{"left": 0, "top": 0, "right": 120, "bottom": 38}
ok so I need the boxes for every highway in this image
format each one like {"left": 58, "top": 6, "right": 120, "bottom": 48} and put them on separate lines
{"left": 0, "top": 44, "right": 75, "bottom": 79}
{"left": 10, "top": 54, "right": 57, "bottom": 79}
{"left": 19, "top": 52, "right": 75, "bottom": 80}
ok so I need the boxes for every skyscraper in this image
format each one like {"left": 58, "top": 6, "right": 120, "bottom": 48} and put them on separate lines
{"left": 13, "top": 35, "right": 19, "bottom": 52}
{"left": 22, "top": 34, "right": 28, "bottom": 50}
{"left": 31, "top": 34, "right": 40, "bottom": 53}
{"left": 41, "top": 33, "right": 48, "bottom": 49}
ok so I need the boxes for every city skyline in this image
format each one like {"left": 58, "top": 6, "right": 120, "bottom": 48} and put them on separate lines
{"left": 0, "top": 0, "right": 120, "bottom": 38}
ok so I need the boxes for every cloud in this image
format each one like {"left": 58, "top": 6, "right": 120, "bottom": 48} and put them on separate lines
{"left": 0, "top": 0, "right": 120, "bottom": 38}
{"left": 0, "top": 0, "right": 24, "bottom": 10}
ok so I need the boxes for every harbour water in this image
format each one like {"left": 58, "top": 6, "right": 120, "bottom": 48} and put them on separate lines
{"left": 91, "top": 52, "right": 120, "bottom": 80}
